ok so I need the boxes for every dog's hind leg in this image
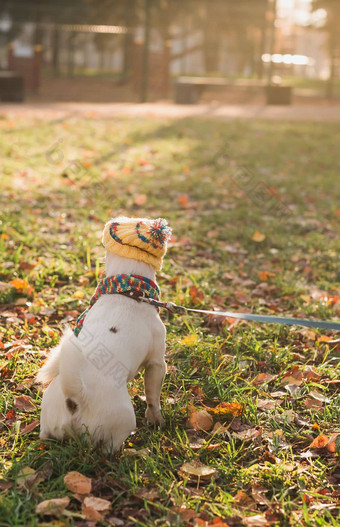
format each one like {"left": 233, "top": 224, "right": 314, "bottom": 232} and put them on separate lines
{"left": 144, "top": 359, "right": 166, "bottom": 426}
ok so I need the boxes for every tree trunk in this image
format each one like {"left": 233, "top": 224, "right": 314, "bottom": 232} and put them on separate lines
{"left": 67, "top": 32, "right": 76, "bottom": 77}
{"left": 326, "top": 21, "right": 336, "bottom": 99}
{"left": 52, "top": 27, "right": 60, "bottom": 76}
{"left": 203, "top": 19, "right": 221, "bottom": 73}
{"left": 122, "top": 0, "right": 136, "bottom": 78}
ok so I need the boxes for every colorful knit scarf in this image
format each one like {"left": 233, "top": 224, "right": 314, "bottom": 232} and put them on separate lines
{"left": 74, "top": 274, "right": 160, "bottom": 337}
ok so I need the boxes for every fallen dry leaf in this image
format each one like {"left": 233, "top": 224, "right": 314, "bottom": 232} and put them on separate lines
{"left": 252, "top": 231, "right": 266, "bottom": 243}
{"left": 304, "top": 398, "right": 323, "bottom": 409}
{"left": 14, "top": 395, "right": 36, "bottom": 412}
{"left": 243, "top": 514, "right": 268, "bottom": 526}
{"left": 134, "top": 193, "right": 147, "bottom": 206}
{"left": 0, "top": 480, "right": 13, "bottom": 490}
{"left": 258, "top": 270, "right": 275, "bottom": 282}
{"left": 9, "top": 278, "right": 34, "bottom": 295}
{"left": 251, "top": 485, "right": 270, "bottom": 505}
{"left": 180, "top": 334, "right": 199, "bottom": 347}
{"left": 206, "top": 402, "right": 244, "bottom": 418}
{"left": 20, "top": 420, "right": 40, "bottom": 435}
{"left": 189, "top": 285, "right": 204, "bottom": 303}
{"left": 178, "top": 460, "right": 217, "bottom": 482}
{"left": 252, "top": 373, "right": 276, "bottom": 385}
{"left": 64, "top": 471, "right": 92, "bottom": 495}
{"left": 186, "top": 410, "right": 213, "bottom": 431}
{"left": 83, "top": 496, "right": 112, "bottom": 513}
{"left": 17, "top": 467, "right": 36, "bottom": 488}
{"left": 257, "top": 399, "right": 279, "bottom": 410}
{"left": 35, "top": 497, "right": 70, "bottom": 516}
{"left": 234, "top": 427, "right": 262, "bottom": 442}
{"left": 326, "top": 433, "right": 339, "bottom": 453}
{"left": 167, "top": 505, "right": 197, "bottom": 523}
{"left": 309, "top": 434, "right": 329, "bottom": 449}
{"left": 212, "top": 422, "right": 229, "bottom": 434}
{"left": 303, "top": 365, "right": 321, "bottom": 382}
{"left": 178, "top": 194, "right": 189, "bottom": 208}
{"left": 81, "top": 505, "right": 103, "bottom": 522}
{"left": 234, "top": 490, "right": 255, "bottom": 508}
{"left": 308, "top": 390, "right": 330, "bottom": 404}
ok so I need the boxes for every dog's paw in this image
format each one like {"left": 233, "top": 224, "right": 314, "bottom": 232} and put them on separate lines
{"left": 145, "top": 405, "right": 164, "bottom": 427}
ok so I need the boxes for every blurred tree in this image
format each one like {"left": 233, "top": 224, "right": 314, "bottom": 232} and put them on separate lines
{"left": 198, "top": 0, "right": 268, "bottom": 75}
{"left": 312, "top": 0, "right": 340, "bottom": 98}
{"left": 1, "top": 0, "right": 87, "bottom": 74}
{"left": 85, "top": 0, "right": 138, "bottom": 76}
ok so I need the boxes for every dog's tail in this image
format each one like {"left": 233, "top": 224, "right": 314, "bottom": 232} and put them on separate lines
{"left": 36, "top": 345, "right": 61, "bottom": 385}
{"left": 36, "top": 328, "right": 73, "bottom": 385}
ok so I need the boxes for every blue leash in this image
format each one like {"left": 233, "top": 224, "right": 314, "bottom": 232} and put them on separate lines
{"left": 142, "top": 299, "right": 340, "bottom": 332}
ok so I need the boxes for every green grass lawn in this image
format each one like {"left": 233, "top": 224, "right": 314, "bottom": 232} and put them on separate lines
{"left": 0, "top": 113, "right": 339, "bottom": 526}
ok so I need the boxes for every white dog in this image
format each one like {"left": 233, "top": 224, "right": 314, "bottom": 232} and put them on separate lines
{"left": 37, "top": 217, "right": 171, "bottom": 451}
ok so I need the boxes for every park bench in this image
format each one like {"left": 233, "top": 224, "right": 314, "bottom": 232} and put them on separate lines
{"left": 0, "top": 71, "right": 24, "bottom": 102}
{"left": 175, "top": 76, "right": 235, "bottom": 104}
{"left": 174, "top": 76, "right": 292, "bottom": 105}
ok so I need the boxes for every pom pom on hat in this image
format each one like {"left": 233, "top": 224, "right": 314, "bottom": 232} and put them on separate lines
{"left": 102, "top": 217, "right": 172, "bottom": 270}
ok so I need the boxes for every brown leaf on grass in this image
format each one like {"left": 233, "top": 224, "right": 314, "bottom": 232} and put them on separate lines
{"left": 0, "top": 480, "right": 13, "bottom": 490}
{"left": 303, "top": 365, "right": 321, "bottom": 382}
{"left": 234, "top": 427, "right": 262, "bottom": 442}
{"left": 258, "top": 271, "right": 275, "bottom": 282}
{"left": 326, "top": 433, "right": 340, "bottom": 453}
{"left": 166, "top": 505, "right": 197, "bottom": 523}
{"left": 83, "top": 496, "right": 112, "bottom": 513}
{"left": 17, "top": 464, "right": 52, "bottom": 490}
{"left": 81, "top": 505, "right": 103, "bottom": 522}
{"left": 243, "top": 514, "right": 269, "bottom": 526}
{"left": 186, "top": 410, "right": 213, "bottom": 431}
{"left": 14, "top": 395, "right": 35, "bottom": 412}
{"left": 308, "top": 390, "right": 330, "bottom": 403}
{"left": 304, "top": 398, "right": 323, "bottom": 409}
{"left": 257, "top": 399, "right": 280, "bottom": 410}
{"left": 189, "top": 285, "right": 204, "bottom": 303}
{"left": 133, "top": 193, "right": 147, "bottom": 206}
{"left": 212, "top": 422, "right": 229, "bottom": 435}
{"left": 281, "top": 365, "right": 303, "bottom": 382}
{"left": 35, "top": 497, "right": 70, "bottom": 516}
{"left": 309, "top": 434, "right": 329, "bottom": 449}
{"left": 64, "top": 471, "right": 92, "bottom": 495}
{"left": 178, "top": 460, "right": 217, "bottom": 483}
{"left": 134, "top": 487, "right": 160, "bottom": 501}
{"left": 251, "top": 485, "right": 270, "bottom": 505}
{"left": 19, "top": 260, "right": 36, "bottom": 271}
{"left": 178, "top": 194, "right": 189, "bottom": 208}
{"left": 17, "top": 467, "right": 35, "bottom": 488}
{"left": 234, "top": 490, "right": 255, "bottom": 508}
{"left": 252, "top": 373, "right": 276, "bottom": 385}
{"left": 20, "top": 420, "right": 39, "bottom": 435}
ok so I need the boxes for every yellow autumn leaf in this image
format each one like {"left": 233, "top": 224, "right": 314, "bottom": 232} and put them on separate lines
{"left": 73, "top": 290, "right": 85, "bottom": 299}
{"left": 179, "top": 334, "right": 198, "bottom": 346}
{"left": 9, "top": 278, "right": 34, "bottom": 295}
{"left": 9, "top": 278, "right": 29, "bottom": 290}
{"left": 206, "top": 402, "right": 245, "bottom": 417}
{"left": 252, "top": 231, "right": 266, "bottom": 242}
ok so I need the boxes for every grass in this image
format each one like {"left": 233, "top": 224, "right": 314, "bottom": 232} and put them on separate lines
{"left": 0, "top": 112, "right": 339, "bottom": 526}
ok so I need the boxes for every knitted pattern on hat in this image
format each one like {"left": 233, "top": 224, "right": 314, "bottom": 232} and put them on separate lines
{"left": 102, "top": 217, "right": 171, "bottom": 271}
{"left": 74, "top": 274, "right": 160, "bottom": 337}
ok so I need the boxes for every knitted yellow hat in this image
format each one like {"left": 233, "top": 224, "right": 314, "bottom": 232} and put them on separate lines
{"left": 102, "top": 217, "right": 172, "bottom": 271}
